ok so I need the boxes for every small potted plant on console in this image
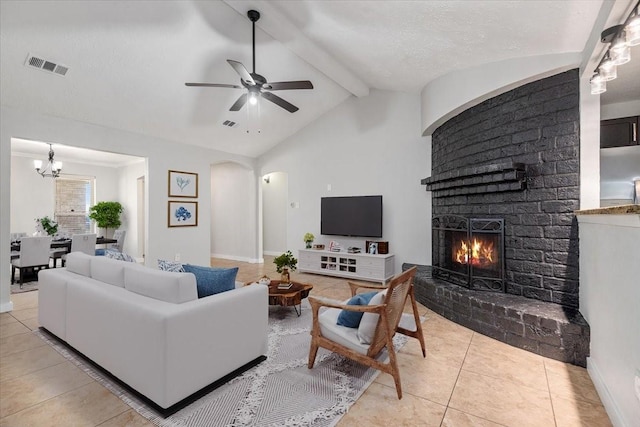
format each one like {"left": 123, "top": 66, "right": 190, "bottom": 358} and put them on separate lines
{"left": 303, "top": 232, "right": 315, "bottom": 249}
{"left": 274, "top": 250, "right": 297, "bottom": 284}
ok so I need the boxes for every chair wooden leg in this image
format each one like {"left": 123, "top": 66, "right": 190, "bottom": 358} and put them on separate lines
{"left": 409, "top": 285, "right": 426, "bottom": 358}
{"left": 308, "top": 340, "right": 319, "bottom": 369}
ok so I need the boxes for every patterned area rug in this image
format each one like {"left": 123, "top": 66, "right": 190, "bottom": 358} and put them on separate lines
{"left": 36, "top": 300, "right": 412, "bottom": 427}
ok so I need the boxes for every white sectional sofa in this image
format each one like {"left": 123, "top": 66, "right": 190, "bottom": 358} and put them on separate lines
{"left": 38, "top": 252, "right": 268, "bottom": 414}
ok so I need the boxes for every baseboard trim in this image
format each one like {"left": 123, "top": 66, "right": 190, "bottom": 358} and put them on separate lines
{"left": 39, "top": 327, "right": 267, "bottom": 418}
{"left": 588, "top": 357, "right": 626, "bottom": 427}
{"left": 210, "top": 253, "right": 262, "bottom": 264}
{"left": 0, "top": 300, "right": 14, "bottom": 313}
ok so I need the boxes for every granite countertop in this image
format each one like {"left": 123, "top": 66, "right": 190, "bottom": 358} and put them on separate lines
{"left": 575, "top": 204, "right": 640, "bottom": 215}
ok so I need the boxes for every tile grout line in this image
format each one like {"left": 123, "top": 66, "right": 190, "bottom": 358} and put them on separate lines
{"left": 438, "top": 330, "right": 474, "bottom": 427}
{"left": 543, "top": 359, "right": 559, "bottom": 427}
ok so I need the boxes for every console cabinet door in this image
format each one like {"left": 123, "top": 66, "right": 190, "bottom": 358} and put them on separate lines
{"left": 600, "top": 116, "right": 639, "bottom": 148}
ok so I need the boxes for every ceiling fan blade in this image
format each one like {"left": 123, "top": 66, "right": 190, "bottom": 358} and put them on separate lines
{"left": 263, "top": 81, "right": 314, "bottom": 91}
{"left": 227, "top": 60, "right": 255, "bottom": 85}
{"left": 229, "top": 93, "right": 248, "bottom": 111}
{"left": 261, "top": 92, "right": 299, "bottom": 113}
{"left": 185, "top": 83, "right": 242, "bottom": 89}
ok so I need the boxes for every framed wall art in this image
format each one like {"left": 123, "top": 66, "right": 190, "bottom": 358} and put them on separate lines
{"left": 168, "top": 201, "right": 198, "bottom": 227}
{"left": 168, "top": 170, "right": 198, "bottom": 198}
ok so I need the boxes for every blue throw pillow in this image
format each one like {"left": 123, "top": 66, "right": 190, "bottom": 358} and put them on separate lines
{"left": 182, "top": 264, "right": 238, "bottom": 298}
{"left": 337, "top": 292, "right": 378, "bottom": 328}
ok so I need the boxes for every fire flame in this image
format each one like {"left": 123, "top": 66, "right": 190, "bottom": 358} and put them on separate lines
{"left": 454, "top": 238, "right": 495, "bottom": 266}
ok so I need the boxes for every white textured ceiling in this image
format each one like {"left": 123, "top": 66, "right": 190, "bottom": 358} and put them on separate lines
{"left": 0, "top": 1, "right": 610, "bottom": 158}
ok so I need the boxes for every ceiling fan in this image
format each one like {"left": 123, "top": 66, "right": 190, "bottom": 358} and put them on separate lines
{"left": 185, "top": 9, "right": 313, "bottom": 113}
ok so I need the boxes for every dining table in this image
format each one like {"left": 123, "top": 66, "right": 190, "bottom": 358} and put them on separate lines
{"left": 10, "top": 237, "right": 117, "bottom": 261}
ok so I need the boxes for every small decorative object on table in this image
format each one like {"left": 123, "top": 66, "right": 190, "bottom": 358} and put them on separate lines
{"left": 303, "top": 232, "right": 315, "bottom": 249}
{"left": 258, "top": 275, "right": 271, "bottom": 285}
{"left": 274, "top": 250, "right": 297, "bottom": 284}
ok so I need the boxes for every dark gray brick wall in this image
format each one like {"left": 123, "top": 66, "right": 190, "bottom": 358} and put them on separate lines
{"left": 430, "top": 69, "right": 580, "bottom": 308}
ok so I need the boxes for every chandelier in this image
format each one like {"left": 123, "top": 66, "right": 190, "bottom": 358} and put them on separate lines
{"left": 34, "top": 144, "right": 62, "bottom": 178}
{"left": 591, "top": 1, "right": 640, "bottom": 94}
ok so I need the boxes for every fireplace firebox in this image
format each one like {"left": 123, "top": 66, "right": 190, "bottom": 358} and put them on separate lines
{"left": 432, "top": 216, "right": 505, "bottom": 292}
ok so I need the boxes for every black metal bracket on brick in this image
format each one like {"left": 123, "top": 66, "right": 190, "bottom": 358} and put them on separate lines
{"left": 421, "top": 161, "right": 527, "bottom": 198}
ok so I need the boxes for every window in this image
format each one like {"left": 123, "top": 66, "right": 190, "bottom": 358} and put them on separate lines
{"left": 54, "top": 176, "right": 95, "bottom": 234}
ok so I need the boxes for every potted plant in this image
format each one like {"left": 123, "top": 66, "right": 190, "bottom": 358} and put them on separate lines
{"left": 89, "top": 201, "right": 123, "bottom": 237}
{"left": 274, "top": 250, "right": 297, "bottom": 283}
{"left": 36, "top": 216, "right": 58, "bottom": 236}
{"left": 303, "top": 232, "right": 315, "bottom": 249}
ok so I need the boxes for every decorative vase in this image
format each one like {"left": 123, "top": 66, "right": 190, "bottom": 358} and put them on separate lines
{"left": 305, "top": 242, "right": 312, "bottom": 249}
{"left": 280, "top": 268, "right": 290, "bottom": 284}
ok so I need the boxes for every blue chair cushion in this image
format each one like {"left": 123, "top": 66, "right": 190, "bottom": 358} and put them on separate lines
{"left": 337, "top": 292, "right": 378, "bottom": 328}
{"left": 182, "top": 264, "right": 238, "bottom": 298}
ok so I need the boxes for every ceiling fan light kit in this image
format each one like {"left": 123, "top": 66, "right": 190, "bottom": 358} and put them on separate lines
{"left": 591, "top": 1, "right": 640, "bottom": 94}
{"left": 185, "top": 9, "right": 313, "bottom": 113}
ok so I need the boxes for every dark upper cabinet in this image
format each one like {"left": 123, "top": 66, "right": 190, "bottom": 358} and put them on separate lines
{"left": 600, "top": 116, "right": 639, "bottom": 148}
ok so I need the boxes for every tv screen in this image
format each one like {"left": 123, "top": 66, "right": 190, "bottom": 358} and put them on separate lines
{"left": 321, "top": 196, "right": 382, "bottom": 238}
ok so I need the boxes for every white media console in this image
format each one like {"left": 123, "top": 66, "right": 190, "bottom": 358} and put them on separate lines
{"left": 298, "top": 249, "right": 395, "bottom": 283}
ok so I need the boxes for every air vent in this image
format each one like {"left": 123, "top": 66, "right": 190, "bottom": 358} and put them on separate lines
{"left": 25, "top": 53, "right": 69, "bottom": 77}
{"left": 222, "top": 120, "right": 238, "bottom": 128}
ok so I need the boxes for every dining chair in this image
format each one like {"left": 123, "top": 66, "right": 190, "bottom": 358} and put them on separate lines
{"left": 62, "top": 233, "right": 97, "bottom": 266}
{"left": 307, "top": 266, "right": 424, "bottom": 399}
{"left": 110, "top": 229, "right": 126, "bottom": 252}
{"left": 95, "top": 229, "right": 126, "bottom": 255}
{"left": 11, "top": 236, "right": 53, "bottom": 288}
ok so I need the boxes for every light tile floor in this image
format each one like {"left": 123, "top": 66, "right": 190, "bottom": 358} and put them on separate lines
{"left": 0, "top": 257, "right": 612, "bottom": 426}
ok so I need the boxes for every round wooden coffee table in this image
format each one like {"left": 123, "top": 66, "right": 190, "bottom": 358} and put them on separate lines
{"left": 263, "top": 280, "right": 313, "bottom": 316}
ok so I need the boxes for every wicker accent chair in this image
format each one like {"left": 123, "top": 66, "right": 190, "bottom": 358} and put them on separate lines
{"left": 307, "top": 266, "right": 425, "bottom": 399}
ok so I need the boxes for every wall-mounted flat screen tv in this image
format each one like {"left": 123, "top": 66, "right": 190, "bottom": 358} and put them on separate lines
{"left": 321, "top": 195, "right": 382, "bottom": 238}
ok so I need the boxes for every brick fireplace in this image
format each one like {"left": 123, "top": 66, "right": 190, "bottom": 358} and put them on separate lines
{"left": 412, "top": 69, "right": 590, "bottom": 366}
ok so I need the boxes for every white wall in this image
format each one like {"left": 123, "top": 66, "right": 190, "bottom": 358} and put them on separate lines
{"left": 118, "top": 160, "right": 146, "bottom": 256}
{"left": 10, "top": 153, "right": 121, "bottom": 235}
{"left": 578, "top": 214, "right": 640, "bottom": 427}
{"left": 259, "top": 90, "right": 431, "bottom": 273}
{"left": 579, "top": 74, "right": 602, "bottom": 209}
{"left": 210, "top": 162, "right": 260, "bottom": 263}
{"left": 262, "top": 171, "right": 288, "bottom": 255}
{"left": 601, "top": 100, "right": 640, "bottom": 120}
{"left": 420, "top": 53, "right": 581, "bottom": 135}
{"left": 1, "top": 106, "right": 256, "bottom": 312}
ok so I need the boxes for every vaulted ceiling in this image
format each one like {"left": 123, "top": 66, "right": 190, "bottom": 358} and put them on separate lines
{"left": 0, "top": 1, "right": 613, "bottom": 158}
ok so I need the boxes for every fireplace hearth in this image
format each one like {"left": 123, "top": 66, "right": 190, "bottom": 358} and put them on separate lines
{"left": 432, "top": 216, "right": 504, "bottom": 292}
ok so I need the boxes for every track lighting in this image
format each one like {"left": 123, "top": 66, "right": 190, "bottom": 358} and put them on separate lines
{"left": 591, "top": 1, "right": 639, "bottom": 94}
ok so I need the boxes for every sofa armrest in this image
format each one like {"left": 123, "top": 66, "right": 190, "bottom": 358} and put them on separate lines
{"left": 64, "top": 279, "right": 268, "bottom": 409}
{"left": 162, "top": 284, "right": 269, "bottom": 407}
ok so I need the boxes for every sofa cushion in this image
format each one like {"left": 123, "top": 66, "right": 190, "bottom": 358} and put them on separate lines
{"left": 336, "top": 292, "right": 378, "bottom": 328}
{"left": 91, "top": 256, "right": 127, "bottom": 287}
{"left": 65, "top": 252, "right": 93, "bottom": 277}
{"left": 182, "top": 264, "right": 238, "bottom": 298}
{"left": 158, "top": 259, "right": 185, "bottom": 272}
{"left": 357, "top": 290, "right": 387, "bottom": 344}
{"left": 124, "top": 267, "right": 197, "bottom": 304}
